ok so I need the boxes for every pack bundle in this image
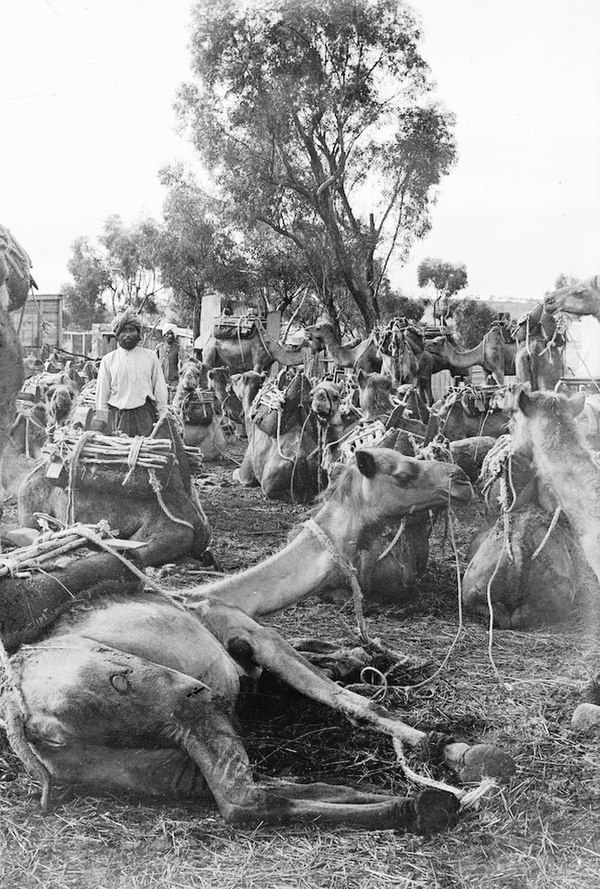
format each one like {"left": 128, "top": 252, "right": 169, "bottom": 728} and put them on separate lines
{"left": 249, "top": 373, "right": 312, "bottom": 438}
{"left": 212, "top": 314, "right": 259, "bottom": 340}
{"left": 181, "top": 388, "right": 215, "bottom": 427}
{"left": 44, "top": 430, "right": 175, "bottom": 496}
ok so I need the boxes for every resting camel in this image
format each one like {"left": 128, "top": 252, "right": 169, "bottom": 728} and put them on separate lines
{"left": 172, "top": 361, "right": 228, "bottom": 461}
{"left": 304, "top": 322, "right": 382, "bottom": 374}
{"left": 511, "top": 389, "right": 600, "bottom": 585}
{"left": 426, "top": 387, "right": 511, "bottom": 442}
{"left": 203, "top": 319, "right": 306, "bottom": 374}
{"left": 378, "top": 320, "right": 420, "bottom": 386}
{"left": 544, "top": 275, "right": 600, "bottom": 321}
{"left": 462, "top": 431, "right": 589, "bottom": 629}
{"left": 231, "top": 371, "right": 322, "bottom": 501}
{"left": 207, "top": 365, "right": 244, "bottom": 431}
{"left": 5, "top": 418, "right": 210, "bottom": 624}
{"left": 0, "top": 225, "right": 33, "bottom": 466}
{"left": 1, "top": 447, "right": 514, "bottom": 829}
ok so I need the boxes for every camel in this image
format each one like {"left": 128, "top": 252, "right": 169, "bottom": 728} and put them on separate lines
{"left": 172, "top": 361, "right": 228, "bottom": 462}
{"left": 202, "top": 318, "right": 306, "bottom": 374}
{"left": 357, "top": 371, "right": 427, "bottom": 437}
{"left": 2, "top": 418, "right": 211, "bottom": 638}
{"left": 231, "top": 371, "right": 322, "bottom": 501}
{"left": 544, "top": 275, "right": 600, "bottom": 321}
{"left": 207, "top": 365, "right": 245, "bottom": 431}
{"left": 0, "top": 226, "right": 33, "bottom": 467}
{"left": 378, "top": 320, "right": 420, "bottom": 386}
{"left": 1, "top": 446, "right": 514, "bottom": 828}
{"left": 304, "top": 322, "right": 382, "bottom": 374}
{"left": 426, "top": 387, "right": 511, "bottom": 442}
{"left": 511, "top": 389, "right": 600, "bottom": 584}
{"left": 461, "top": 414, "right": 597, "bottom": 629}
{"left": 424, "top": 326, "right": 508, "bottom": 386}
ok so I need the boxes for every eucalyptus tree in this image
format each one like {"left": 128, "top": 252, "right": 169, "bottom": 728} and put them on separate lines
{"left": 176, "top": 0, "right": 457, "bottom": 329}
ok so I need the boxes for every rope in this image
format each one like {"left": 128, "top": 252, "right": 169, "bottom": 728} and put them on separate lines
{"left": 122, "top": 436, "right": 145, "bottom": 486}
{"left": 531, "top": 506, "right": 562, "bottom": 560}
{"left": 67, "top": 431, "right": 94, "bottom": 525}
{"left": 147, "top": 468, "right": 195, "bottom": 531}
{"left": 303, "top": 517, "right": 370, "bottom": 644}
{"left": 376, "top": 520, "right": 405, "bottom": 562}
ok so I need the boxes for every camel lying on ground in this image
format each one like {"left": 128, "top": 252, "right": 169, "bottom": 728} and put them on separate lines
{"left": 172, "top": 361, "right": 228, "bottom": 461}
{"left": 426, "top": 387, "right": 511, "bottom": 442}
{"left": 207, "top": 365, "right": 244, "bottom": 431}
{"left": 0, "top": 225, "right": 32, "bottom": 467}
{"left": 231, "top": 371, "right": 324, "bottom": 502}
{"left": 0, "top": 418, "right": 211, "bottom": 641}
{"left": 1, "top": 447, "right": 514, "bottom": 829}
{"left": 462, "top": 431, "right": 591, "bottom": 629}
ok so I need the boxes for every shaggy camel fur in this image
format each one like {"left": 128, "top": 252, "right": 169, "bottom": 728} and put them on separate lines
{"left": 544, "top": 275, "right": 600, "bottom": 322}
{"left": 511, "top": 389, "right": 600, "bottom": 584}
{"left": 2, "top": 448, "right": 514, "bottom": 829}
{"left": 304, "top": 322, "right": 382, "bottom": 374}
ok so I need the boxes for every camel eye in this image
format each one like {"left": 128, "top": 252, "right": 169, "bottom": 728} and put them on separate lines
{"left": 110, "top": 673, "right": 130, "bottom": 694}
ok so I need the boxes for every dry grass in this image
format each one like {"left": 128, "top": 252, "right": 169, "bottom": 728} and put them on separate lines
{"left": 2, "top": 458, "right": 600, "bottom": 889}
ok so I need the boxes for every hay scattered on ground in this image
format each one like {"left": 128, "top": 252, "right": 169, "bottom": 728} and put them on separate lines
{"left": 2, "top": 457, "right": 600, "bottom": 889}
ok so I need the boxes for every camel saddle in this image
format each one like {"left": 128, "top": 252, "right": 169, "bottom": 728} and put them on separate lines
{"left": 212, "top": 315, "right": 261, "bottom": 340}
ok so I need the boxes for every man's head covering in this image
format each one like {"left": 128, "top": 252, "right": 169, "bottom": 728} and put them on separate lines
{"left": 163, "top": 323, "right": 176, "bottom": 336}
{"left": 112, "top": 306, "right": 142, "bottom": 337}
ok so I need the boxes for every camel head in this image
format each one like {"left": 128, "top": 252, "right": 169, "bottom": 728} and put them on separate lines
{"left": 511, "top": 389, "right": 586, "bottom": 454}
{"left": 321, "top": 447, "right": 472, "bottom": 539}
{"left": 423, "top": 335, "right": 449, "bottom": 356}
{"left": 357, "top": 370, "right": 394, "bottom": 419}
{"left": 179, "top": 360, "right": 204, "bottom": 392}
{"left": 11, "top": 637, "right": 206, "bottom": 751}
{"left": 310, "top": 381, "right": 342, "bottom": 425}
{"left": 45, "top": 381, "right": 78, "bottom": 426}
{"left": 230, "top": 371, "right": 265, "bottom": 411}
{"left": 544, "top": 275, "right": 600, "bottom": 319}
{"left": 304, "top": 322, "right": 336, "bottom": 353}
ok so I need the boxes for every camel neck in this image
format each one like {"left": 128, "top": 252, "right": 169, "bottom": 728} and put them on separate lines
{"left": 185, "top": 505, "right": 363, "bottom": 618}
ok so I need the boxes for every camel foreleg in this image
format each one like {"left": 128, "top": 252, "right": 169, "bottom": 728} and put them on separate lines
{"left": 195, "top": 603, "right": 516, "bottom": 783}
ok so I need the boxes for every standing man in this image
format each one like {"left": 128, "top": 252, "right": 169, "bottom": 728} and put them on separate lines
{"left": 94, "top": 307, "right": 169, "bottom": 436}
{"left": 156, "top": 323, "right": 181, "bottom": 398}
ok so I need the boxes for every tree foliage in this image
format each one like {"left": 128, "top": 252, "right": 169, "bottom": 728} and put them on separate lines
{"left": 177, "top": 0, "right": 457, "bottom": 329}
{"left": 61, "top": 237, "right": 110, "bottom": 330}
{"left": 417, "top": 257, "right": 467, "bottom": 323}
{"left": 449, "top": 298, "right": 496, "bottom": 348}
{"left": 154, "top": 164, "right": 249, "bottom": 335}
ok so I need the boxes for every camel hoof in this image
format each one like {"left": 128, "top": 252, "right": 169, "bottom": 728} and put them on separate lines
{"left": 444, "top": 742, "right": 516, "bottom": 783}
{"left": 572, "top": 703, "right": 600, "bottom": 733}
{"left": 396, "top": 789, "right": 460, "bottom": 835}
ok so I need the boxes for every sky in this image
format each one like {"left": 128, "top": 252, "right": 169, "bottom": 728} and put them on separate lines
{"left": 2, "top": 0, "right": 599, "bottom": 303}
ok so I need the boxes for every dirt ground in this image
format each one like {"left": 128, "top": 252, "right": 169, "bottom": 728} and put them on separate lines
{"left": 2, "top": 442, "right": 600, "bottom": 889}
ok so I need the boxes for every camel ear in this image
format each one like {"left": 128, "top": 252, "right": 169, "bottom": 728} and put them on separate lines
{"left": 355, "top": 449, "right": 377, "bottom": 478}
{"left": 357, "top": 369, "right": 367, "bottom": 388}
{"left": 518, "top": 389, "right": 534, "bottom": 416}
{"left": 568, "top": 392, "right": 586, "bottom": 417}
